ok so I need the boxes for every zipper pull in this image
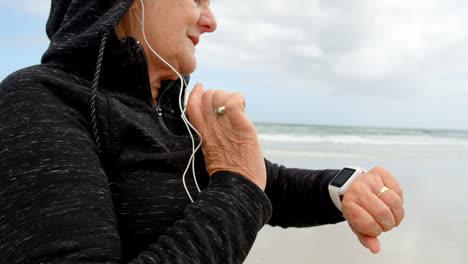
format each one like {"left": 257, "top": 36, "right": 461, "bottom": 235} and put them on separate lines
{"left": 156, "top": 105, "right": 163, "bottom": 116}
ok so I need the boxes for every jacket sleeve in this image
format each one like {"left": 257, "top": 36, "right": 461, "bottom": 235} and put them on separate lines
{"left": 264, "top": 159, "right": 345, "bottom": 228}
{"left": 0, "top": 71, "right": 271, "bottom": 264}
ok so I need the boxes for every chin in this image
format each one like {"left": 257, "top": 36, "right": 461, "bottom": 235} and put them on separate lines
{"left": 179, "top": 66, "right": 196, "bottom": 76}
{"left": 178, "top": 55, "right": 197, "bottom": 75}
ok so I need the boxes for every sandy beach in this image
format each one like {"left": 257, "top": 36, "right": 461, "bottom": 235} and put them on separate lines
{"left": 245, "top": 124, "right": 468, "bottom": 263}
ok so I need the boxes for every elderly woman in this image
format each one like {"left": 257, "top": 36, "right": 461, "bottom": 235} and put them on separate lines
{"left": 0, "top": 0, "right": 404, "bottom": 263}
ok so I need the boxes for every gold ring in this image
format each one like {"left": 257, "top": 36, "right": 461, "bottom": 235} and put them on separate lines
{"left": 215, "top": 105, "right": 226, "bottom": 116}
{"left": 377, "top": 186, "right": 390, "bottom": 198}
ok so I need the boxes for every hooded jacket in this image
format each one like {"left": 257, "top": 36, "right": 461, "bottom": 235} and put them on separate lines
{"left": 0, "top": 0, "right": 344, "bottom": 263}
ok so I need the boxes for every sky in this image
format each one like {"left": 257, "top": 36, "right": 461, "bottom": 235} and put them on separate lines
{"left": 0, "top": 0, "right": 467, "bottom": 130}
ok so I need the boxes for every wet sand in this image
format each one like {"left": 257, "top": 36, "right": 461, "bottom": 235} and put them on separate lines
{"left": 245, "top": 149, "right": 468, "bottom": 263}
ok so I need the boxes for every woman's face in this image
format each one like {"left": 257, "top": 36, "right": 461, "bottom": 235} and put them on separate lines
{"left": 139, "top": 0, "right": 217, "bottom": 76}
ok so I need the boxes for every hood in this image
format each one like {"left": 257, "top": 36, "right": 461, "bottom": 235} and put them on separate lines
{"left": 41, "top": 0, "right": 191, "bottom": 142}
{"left": 41, "top": 0, "right": 188, "bottom": 106}
{"left": 42, "top": 0, "right": 133, "bottom": 79}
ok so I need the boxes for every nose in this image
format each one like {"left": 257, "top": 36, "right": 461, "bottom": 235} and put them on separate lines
{"left": 198, "top": 7, "right": 217, "bottom": 33}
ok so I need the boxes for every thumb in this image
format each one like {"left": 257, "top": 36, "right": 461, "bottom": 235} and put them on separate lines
{"left": 186, "top": 83, "right": 205, "bottom": 131}
{"left": 349, "top": 223, "right": 381, "bottom": 254}
{"left": 359, "top": 233, "right": 381, "bottom": 254}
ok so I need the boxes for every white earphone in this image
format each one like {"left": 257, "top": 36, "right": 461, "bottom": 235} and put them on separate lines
{"left": 139, "top": 0, "right": 203, "bottom": 203}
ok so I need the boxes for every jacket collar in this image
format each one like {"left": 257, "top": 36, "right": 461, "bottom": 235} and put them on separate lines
{"left": 101, "top": 34, "right": 191, "bottom": 135}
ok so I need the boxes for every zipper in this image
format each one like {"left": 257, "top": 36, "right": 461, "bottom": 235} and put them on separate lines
{"left": 133, "top": 38, "right": 187, "bottom": 135}
{"left": 156, "top": 105, "right": 163, "bottom": 116}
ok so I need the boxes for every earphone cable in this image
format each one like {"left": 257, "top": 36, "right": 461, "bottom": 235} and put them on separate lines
{"left": 139, "top": 0, "right": 202, "bottom": 202}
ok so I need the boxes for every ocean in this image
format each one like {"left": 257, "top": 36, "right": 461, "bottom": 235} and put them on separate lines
{"left": 245, "top": 123, "right": 468, "bottom": 263}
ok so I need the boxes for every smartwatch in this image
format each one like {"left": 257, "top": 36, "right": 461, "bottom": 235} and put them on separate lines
{"left": 328, "top": 166, "right": 366, "bottom": 212}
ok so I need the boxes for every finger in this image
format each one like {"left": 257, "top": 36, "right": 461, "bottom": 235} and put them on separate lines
{"left": 211, "top": 90, "right": 232, "bottom": 125}
{"left": 370, "top": 166, "right": 405, "bottom": 226}
{"left": 232, "top": 92, "right": 247, "bottom": 109}
{"left": 225, "top": 93, "right": 254, "bottom": 134}
{"left": 348, "top": 222, "right": 368, "bottom": 248}
{"left": 379, "top": 188, "right": 405, "bottom": 227}
{"left": 210, "top": 91, "right": 234, "bottom": 139}
{"left": 349, "top": 223, "right": 381, "bottom": 253}
{"left": 342, "top": 200, "right": 383, "bottom": 237}
{"left": 363, "top": 235, "right": 380, "bottom": 254}
{"left": 374, "top": 166, "right": 404, "bottom": 202}
{"left": 353, "top": 180, "right": 396, "bottom": 232}
{"left": 201, "top": 89, "right": 216, "bottom": 124}
{"left": 211, "top": 90, "right": 231, "bottom": 109}
{"left": 366, "top": 191, "right": 396, "bottom": 232}
{"left": 351, "top": 169, "right": 397, "bottom": 231}
{"left": 186, "top": 83, "right": 205, "bottom": 130}
{"left": 343, "top": 177, "right": 393, "bottom": 233}
{"left": 202, "top": 90, "right": 229, "bottom": 124}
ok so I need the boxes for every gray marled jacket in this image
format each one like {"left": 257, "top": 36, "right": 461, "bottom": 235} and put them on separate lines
{"left": 0, "top": 0, "right": 344, "bottom": 263}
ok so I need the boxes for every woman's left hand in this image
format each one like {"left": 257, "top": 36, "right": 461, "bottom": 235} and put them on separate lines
{"left": 186, "top": 83, "right": 267, "bottom": 191}
{"left": 341, "top": 166, "right": 405, "bottom": 254}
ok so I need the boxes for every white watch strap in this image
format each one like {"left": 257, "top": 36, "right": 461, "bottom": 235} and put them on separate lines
{"left": 328, "top": 187, "right": 342, "bottom": 212}
{"left": 328, "top": 166, "right": 366, "bottom": 213}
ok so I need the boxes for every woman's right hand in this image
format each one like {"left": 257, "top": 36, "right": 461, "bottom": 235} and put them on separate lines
{"left": 186, "top": 83, "right": 267, "bottom": 191}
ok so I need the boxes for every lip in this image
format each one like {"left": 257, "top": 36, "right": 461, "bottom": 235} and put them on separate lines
{"left": 189, "top": 36, "right": 199, "bottom": 46}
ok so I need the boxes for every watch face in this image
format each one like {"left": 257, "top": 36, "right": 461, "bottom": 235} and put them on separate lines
{"left": 330, "top": 168, "right": 356, "bottom": 187}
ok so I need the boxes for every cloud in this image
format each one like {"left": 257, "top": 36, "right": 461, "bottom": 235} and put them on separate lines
{"left": 22, "top": 0, "right": 51, "bottom": 18}
{"left": 0, "top": 0, "right": 50, "bottom": 53}
{"left": 197, "top": 0, "right": 468, "bottom": 99}
{"left": 0, "top": 0, "right": 51, "bottom": 18}
{"left": 1, "top": 0, "right": 466, "bottom": 101}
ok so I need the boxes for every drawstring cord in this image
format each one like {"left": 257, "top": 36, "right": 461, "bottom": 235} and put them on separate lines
{"left": 90, "top": 31, "right": 108, "bottom": 155}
